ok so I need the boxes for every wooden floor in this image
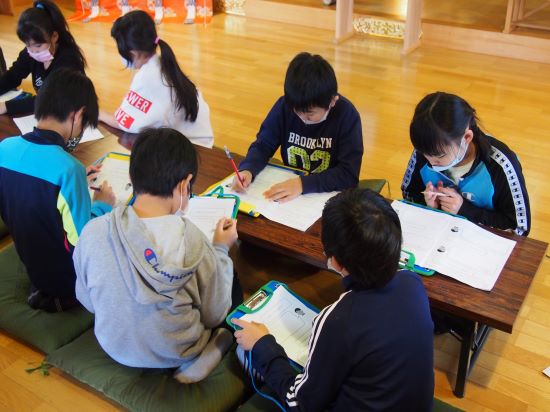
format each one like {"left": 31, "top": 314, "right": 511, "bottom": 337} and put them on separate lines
{"left": 1, "top": 1, "right": 550, "bottom": 410}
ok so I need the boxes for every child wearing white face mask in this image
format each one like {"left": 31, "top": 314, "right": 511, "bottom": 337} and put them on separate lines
{"left": 0, "top": 0, "right": 87, "bottom": 116}
{"left": 74, "top": 127, "right": 241, "bottom": 382}
{"left": 232, "top": 52, "right": 364, "bottom": 203}
{"left": 401, "top": 92, "right": 531, "bottom": 236}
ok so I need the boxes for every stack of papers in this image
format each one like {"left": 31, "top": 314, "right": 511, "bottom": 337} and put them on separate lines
{"left": 12, "top": 114, "right": 103, "bottom": 144}
{"left": 215, "top": 165, "right": 338, "bottom": 231}
{"left": 186, "top": 197, "right": 237, "bottom": 242}
{"left": 90, "top": 154, "right": 132, "bottom": 206}
{"left": 391, "top": 201, "right": 517, "bottom": 291}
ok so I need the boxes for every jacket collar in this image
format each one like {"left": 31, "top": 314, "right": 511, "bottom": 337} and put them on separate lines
{"left": 22, "top": 127, "right": 66, "bottom": 149}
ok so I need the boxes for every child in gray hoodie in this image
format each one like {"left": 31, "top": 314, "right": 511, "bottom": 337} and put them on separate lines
{"left": 74, "top": 127, "right": 238, "bottom": 383}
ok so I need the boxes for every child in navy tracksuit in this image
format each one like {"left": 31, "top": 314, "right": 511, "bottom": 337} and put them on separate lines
{"left": 401, "top": 92, "right": 530, "bottom": 236}
{"left": 233, "top": 189, "right": 434, "bottom": 411}
{"left": 0, "top": 69, "right": 115, "bottom": 312}
{"left": 233, "top": 52, "right": 363, "bottom": 202}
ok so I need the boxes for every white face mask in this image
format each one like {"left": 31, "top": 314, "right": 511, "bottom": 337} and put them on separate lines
{"left": 327, "top": 257, "right": 343, "bottom": 277}
{"left": 174, "top": 184, "right": 191, "bottom": 216}
{"left": 301, "top": 108, "right": 330, "bottom": 125}
{"left": 120, "top": 55, "right": 135, "bottom": 69}
{"left": 431, "top": 138, "right": 468, "bottom": 172}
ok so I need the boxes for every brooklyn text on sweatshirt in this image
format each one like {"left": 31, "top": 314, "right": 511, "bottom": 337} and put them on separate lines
{"left": 239, "top": 95, "right": 363, "bottom": 194}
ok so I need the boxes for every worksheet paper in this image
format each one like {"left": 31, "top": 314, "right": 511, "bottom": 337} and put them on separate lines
{"left": 391, "top": 200, "right": 516, "bottom": 291}
{"left": 90, "top": 156, "right": 133, "bottom": 206}
{"left": 0, "top": 89, "right": 23, "bottom": 103}
{"left": 240, "top": 286, "right": 317, "bottom": 368}
{"left": 216, "top": 166, "right": 338, "bottom": 231}
{"left": 186, "top": 197, "right": 237, "bottom": 242}
{"left": 12, "top": 114, "right": 103, "bottom": 143}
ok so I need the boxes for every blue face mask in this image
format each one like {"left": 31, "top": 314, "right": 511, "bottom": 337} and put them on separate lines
{"left": 431, "top": 138, "right": 468, "bottom": 172}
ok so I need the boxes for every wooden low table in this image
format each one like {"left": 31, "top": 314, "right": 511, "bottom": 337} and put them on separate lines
{"left": 0, "top": 116, "right": 547, "bottom": 397}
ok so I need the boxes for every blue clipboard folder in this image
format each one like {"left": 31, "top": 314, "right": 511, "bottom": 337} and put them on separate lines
{"left": 226, "top": 281, "right": 320, "bottom": 370}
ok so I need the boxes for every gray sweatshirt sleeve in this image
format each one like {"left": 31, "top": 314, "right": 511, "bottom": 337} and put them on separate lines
{"left": 194, "top": 243, "right": 234, "bottom": 328}
{"left": 73, "top": 230, "right": 95, "bottom": 314}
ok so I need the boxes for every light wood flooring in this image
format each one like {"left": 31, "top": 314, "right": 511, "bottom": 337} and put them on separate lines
{"left": 0, "top": 1, "right": 549, "bottom": 410}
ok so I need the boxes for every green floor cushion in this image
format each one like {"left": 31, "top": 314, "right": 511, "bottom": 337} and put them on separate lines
{"left": 238, "top": 388, "right": 465, "bottom": 411}
{"left": 0, "top": 243, "right": 93, "bottom": 353}
{"left": 0, "top": 217, "right": 8, "bottom": 239}
{"left": 46, "top": 329, "right": 248, "bottom": 412}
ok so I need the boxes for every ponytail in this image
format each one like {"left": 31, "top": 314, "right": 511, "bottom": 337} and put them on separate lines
{"left": 157, "top": 39, "right": 198, "bottom": 121}
{"left": 17, "top": 0, "right": 86, "bottom": 69}
{"left": 111, "top": 10, "right": 199, "bottom": 122}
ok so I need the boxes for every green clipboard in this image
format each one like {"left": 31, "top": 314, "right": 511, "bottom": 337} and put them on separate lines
{"left": 198, "top": 185, "right": 240, "bottom": 219}
{"left": 399, "top": 250, "right": 435, "bottom": 276}
{"left": 226, "top": 281, "right": 320, "bottom": 370}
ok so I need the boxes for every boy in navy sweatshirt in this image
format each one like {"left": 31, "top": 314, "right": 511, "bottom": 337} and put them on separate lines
{"left": 232, "top": 52, "right": 363, "bottom": 202}
{"left": 233, "top": 189, "right": 434, "bottom": 411}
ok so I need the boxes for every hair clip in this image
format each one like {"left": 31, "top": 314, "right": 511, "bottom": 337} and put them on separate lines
{"left": 35, "top": 2, "right": 44, "bottom": 9}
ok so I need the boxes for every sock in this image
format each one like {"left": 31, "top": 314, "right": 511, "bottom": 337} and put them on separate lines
{"left": 173, "top": 328, "right": 233, "bottom": 383}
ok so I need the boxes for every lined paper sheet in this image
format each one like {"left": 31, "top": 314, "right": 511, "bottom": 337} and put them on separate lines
{"left": 0, "top": 89, "right": 23, "bottom": 103}
{"left": 186, "top": 197, "right": 237, "bottom": 242}
{"left": 391, "top": 200, "right": 516, "bottom": 291}
{"left": 90, "top": 156, "right": 132, "bottom": 206}
{"left": 12, "top": 114, "right": 103, "bottom": 143}
{"left": 240, "top": 286, "right": 317, "bottom": 368}
{"left": 215, "top": 165, "right": 338, "bottom": 231}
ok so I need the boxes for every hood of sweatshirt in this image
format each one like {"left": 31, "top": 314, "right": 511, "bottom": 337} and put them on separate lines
{"left": 110, "top": 206, "right": 206, "bottom": 304}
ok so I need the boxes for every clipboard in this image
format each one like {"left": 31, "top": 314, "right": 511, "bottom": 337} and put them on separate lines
{"left": 226, "top": 281, "right": 319, "bottom": 370}
{"left": 90, "top": 152, "right": 134, "bottom": 206}
{"left": 198, "top": 185, "right": 240, "bottom": 219}
{"left": 203, "top": 163, "right": 308, "bottom": 218}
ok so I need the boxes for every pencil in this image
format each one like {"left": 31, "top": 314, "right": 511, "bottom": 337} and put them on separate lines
{"left": 223, "top": 145, "right": 244, "bottom": 186}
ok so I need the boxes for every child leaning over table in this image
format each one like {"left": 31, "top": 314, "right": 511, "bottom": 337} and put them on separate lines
{"left": 232, "top": 52, "right": 363, "bottom": 203}
{"left": 233, "top": 188, "right": 435, "bottom": 411}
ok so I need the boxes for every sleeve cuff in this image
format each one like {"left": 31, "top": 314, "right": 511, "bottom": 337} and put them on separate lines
{"left": 252, "top": 334, "right": 288, "bottom": 368}
{"left": 91, "top": 201, "right": 112, "bottom": 217}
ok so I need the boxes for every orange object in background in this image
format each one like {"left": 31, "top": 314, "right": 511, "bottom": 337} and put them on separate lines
{"left": 69, "top": 0, "right": 212, "bottom": 24}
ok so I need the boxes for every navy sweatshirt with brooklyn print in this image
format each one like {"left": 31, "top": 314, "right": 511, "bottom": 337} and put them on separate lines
{"left": 238, "top": 95, "right": 363, "bottom": 194}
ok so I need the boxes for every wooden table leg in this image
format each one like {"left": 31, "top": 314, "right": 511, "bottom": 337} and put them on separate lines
{"left": 504, "top": 0, "right": 516, "bottom": 33}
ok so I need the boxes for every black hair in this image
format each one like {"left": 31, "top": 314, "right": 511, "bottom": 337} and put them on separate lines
{"left": 35, "top": 68, "right": 98, "bottom": 129}
{"left": 284, "top": 52, "right": 338, "bottom": 112}
{"left": 410, "top": 92, "right": 491, "bottom": 159}
{"left": 16, "top": 0, "right": 86, "bottom": 69}
{"left": 130, "top": 128, "right": 198, "bottom": 197}
{"left": 321, "top": 189, "right": 402, "bottom": 289}
{"left": 111, "top": 11, "right": 199, "bottom": 121}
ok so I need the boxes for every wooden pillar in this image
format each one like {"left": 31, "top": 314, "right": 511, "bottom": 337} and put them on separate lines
{"left": 335, "top": 0, "right": 354, "bottom": 43}
{"left": 403, "top": 0, "right": 423, "bottom": 54}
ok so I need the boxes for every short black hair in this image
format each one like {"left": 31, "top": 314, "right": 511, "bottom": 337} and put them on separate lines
{"left": 410, "top": 92, "right": 489, "bottom": 157}
{"left": 35, "top": 68, "right": 98, "bottom": 129}
{"left": 284, "top": 52, "right": 337, "bottom": 112}
{"left": 321, "top": 189, "right": 402, "bottom": 289}
{"left": 130, "top": 128, "right": 198, "bottom": 197}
